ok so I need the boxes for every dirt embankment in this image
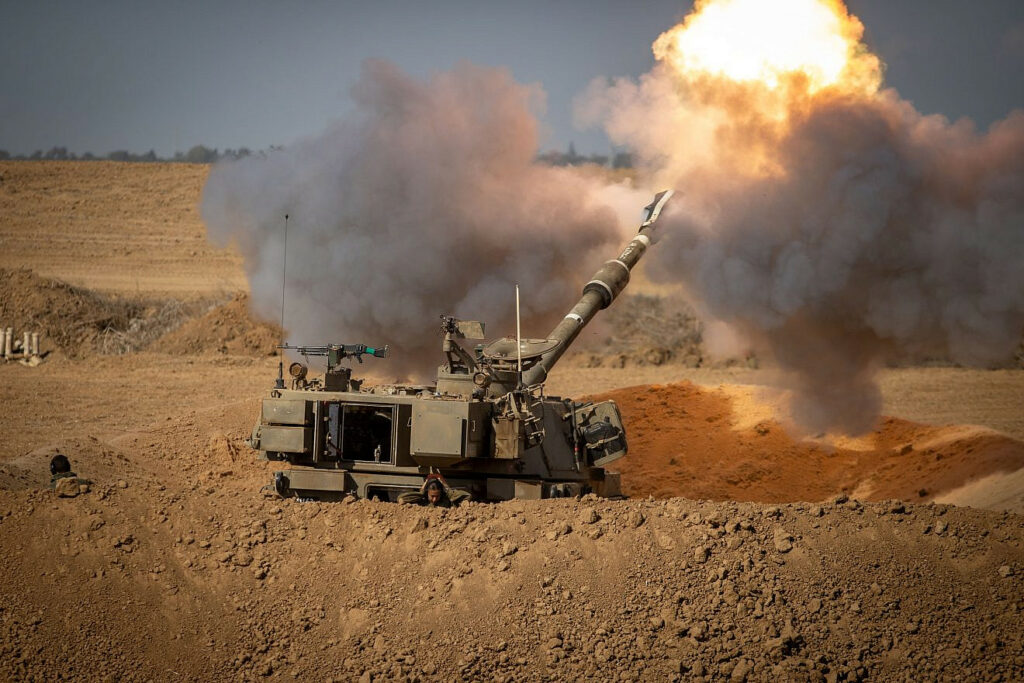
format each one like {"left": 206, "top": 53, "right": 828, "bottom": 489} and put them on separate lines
{"left": 149, "top": 293, "right": 280, "bottom": 357}
{"left": 0, "top": 267, "right": 211, "bottom": 356}
{"left": 0, "top": 268, "right": 277, "bottom": 357}
{"left": 595, "top": 382, "right": 1024, "bottom": 513}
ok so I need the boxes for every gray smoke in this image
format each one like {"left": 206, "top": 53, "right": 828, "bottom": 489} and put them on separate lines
{"left": 203, "top": 60, "right": 623, "bottom": 377}
{"left": 582, "top": 76, "right": 1024, "bottom": 434}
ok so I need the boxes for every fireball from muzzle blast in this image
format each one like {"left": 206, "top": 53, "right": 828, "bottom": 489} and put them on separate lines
{"left": 654, "top": 0, "right": 880, "bottom": 96}
{"left": 579, "top": 0, "right": 1024, "bottom": 434}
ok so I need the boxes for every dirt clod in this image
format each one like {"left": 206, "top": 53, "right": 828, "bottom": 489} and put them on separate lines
{"left": 773, "top": 527, "right": 794, "bottom": 553}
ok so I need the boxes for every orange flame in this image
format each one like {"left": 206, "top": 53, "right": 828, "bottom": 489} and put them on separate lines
{"left": 638, "top": 0, "right": 884, "bottom": 179}
{"left": 654, "top": 0, "right": 881, "bottom": 98}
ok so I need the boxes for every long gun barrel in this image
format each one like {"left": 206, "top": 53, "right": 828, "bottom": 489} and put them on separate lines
{"left": 522, "top": 190, "right": 674, "bottom": 386}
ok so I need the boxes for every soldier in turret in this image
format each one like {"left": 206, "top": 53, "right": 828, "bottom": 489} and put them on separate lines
{"left": 398, "top": 477, "right": 470, "bottom": 508}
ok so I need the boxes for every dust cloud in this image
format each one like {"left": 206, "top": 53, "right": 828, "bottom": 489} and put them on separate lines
{"left": 577, "top": 6, "right": 1024, "bottom": 434}
{"left": 203, "top": 60, "right": 622, "bottom": 377}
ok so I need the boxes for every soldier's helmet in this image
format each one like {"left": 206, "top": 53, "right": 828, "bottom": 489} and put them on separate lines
{"left": 50, "top": 454, "right": 71, "bottom": 475}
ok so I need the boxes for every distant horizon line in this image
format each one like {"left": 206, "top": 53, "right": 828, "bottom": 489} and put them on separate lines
{"left": 0, "top": 143, "right": 635, "bottom": 168}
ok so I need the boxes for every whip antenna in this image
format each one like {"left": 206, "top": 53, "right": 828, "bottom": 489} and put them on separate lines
{"left": 516, "top": 284, "right": 523, "bottom": 387}
{"left": 275, "top": 213, "right": 289, "bottom": 389}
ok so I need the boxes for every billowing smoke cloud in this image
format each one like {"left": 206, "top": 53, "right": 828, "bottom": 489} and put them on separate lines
{"left": 203, "top": 60, "right": 623, "bottom": 377}
{"left": 578, "top": 4, "right": 1024, "bottom": 434}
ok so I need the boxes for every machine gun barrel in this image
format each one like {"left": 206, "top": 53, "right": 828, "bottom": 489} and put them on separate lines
{"left": 280, "top": 343, "right": 388, "bottom": 367}
{"left": 522, "top": 190, "right": 673, "bottom": 386}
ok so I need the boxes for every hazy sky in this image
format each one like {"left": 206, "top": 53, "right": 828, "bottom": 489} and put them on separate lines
{"left": 1, "top": 0, "right": 1022, "bottom": 157}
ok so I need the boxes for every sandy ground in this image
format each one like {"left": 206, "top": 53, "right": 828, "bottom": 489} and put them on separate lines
{"left": 1, "top": 161, "right": 1022, "bottom": 680}
{"left": 0, "top": 161, "right": 245, "bottom": 294}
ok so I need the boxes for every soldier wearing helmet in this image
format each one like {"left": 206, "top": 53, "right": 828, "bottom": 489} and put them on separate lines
{"left": 49, "top": 453, "right": 91, "bottom": 497}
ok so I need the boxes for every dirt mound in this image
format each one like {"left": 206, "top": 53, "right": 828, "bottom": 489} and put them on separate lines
{"left": 597, "top": 382, "right": 1024, "bottom": 511}
{"left": 150, "top": 293, "right": 280, "bottom": 356}
{"left": 0, "top": 267, "right": 276, "bottom": 358}
{"left": 0, "top": 267, "right": 209, "bottom": 357}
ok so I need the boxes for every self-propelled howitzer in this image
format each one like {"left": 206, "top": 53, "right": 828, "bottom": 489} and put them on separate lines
{"left": 249, "top": 190, "right": 673, "bottom": 501}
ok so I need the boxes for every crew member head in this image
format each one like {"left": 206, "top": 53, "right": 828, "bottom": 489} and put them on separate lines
{"left": 425, "top": 479, "right": 445, "bottom": 506}
{"left": 50, "top": 454, "right": 71, "bottom": 476}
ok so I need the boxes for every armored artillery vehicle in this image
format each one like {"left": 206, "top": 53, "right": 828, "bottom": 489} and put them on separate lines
{"left": 249, "top": 190, "right": 673, "bottom": 501}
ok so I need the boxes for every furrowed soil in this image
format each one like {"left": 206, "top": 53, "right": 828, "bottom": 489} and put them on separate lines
{"left": 0, "top": 161, "right": 244, "bottom": 294}
{"left": 1, "top": 161, "right": 1023, "bottom": 681}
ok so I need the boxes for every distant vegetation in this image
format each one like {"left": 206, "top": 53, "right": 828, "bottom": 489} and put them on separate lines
{"left": 537, "top": 142, "right": 633, "bottom": 169}
{"left": 0, "top": 145, "right": 263, "bottom": 164}
{"left": 0, "top": 141, "right": 633, "bottom": 168}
